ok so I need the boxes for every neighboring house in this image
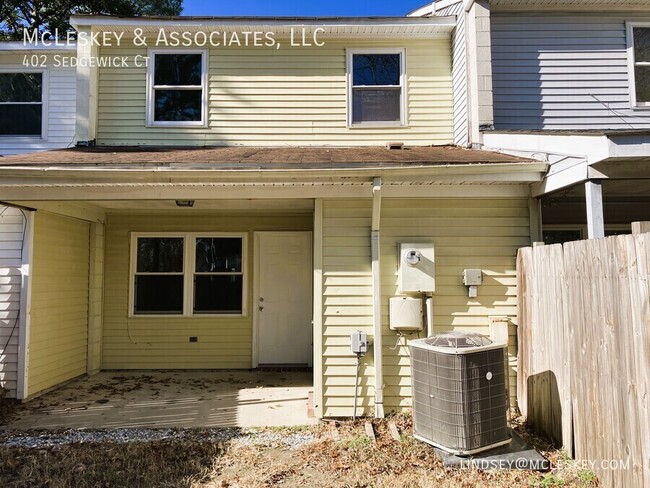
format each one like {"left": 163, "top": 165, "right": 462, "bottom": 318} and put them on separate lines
{"left": 0, "top": 15, "right": 546, "bottom": 420}
{"left": 0, "top": 43, "right": 77, "bottom": 155}
{"left": 419, "top": 0, "right": 650, "bottom": 242}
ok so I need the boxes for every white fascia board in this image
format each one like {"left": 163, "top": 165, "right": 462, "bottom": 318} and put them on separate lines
{"left": 0, "top": 42, "right": 76, "bottom": 51}
{"left": 69, "top": 15, "right": 456, "bottom": 36}
{"left": 0, "top": 162, "right": 546, "bottom": 182}
{"left": 482, "top": 132, "right": 611, "bottom": 164}
{"left": 0, "top": 183, "right": 532, "bottom": 201}
{"left": 607, "top": 136, "right": 650, "bottom": 159}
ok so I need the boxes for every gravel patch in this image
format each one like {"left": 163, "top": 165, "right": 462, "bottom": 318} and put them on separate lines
{"left": 0, "top": 427, "right": 318, "bottom": 450}
{"left": 0, "top": 427, "right": 244, "bottom": 449}
{"left": 234, "top": 430, "right": 318, "bottom": 450}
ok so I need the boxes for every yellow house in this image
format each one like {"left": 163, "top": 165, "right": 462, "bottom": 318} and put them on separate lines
{"left": 0, "top": 15, "right": 546, "bottom": 418}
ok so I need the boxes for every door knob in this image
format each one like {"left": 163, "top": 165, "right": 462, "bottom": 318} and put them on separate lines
{"left": 259, "top": 306, "right": 264, "bottom": 311}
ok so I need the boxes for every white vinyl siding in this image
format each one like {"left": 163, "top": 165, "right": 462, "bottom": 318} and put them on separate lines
{"left": 96, "top": 39, "right": 452, "bottom": 146}
{"left": 0, "top": 53, "right": 76, "bottom": 155}
{"left": 491, "top": 14, "right": 650, "bottom": 130}
{"left": 0, "top": 206, "right": 26, "bottom": 398}
{"left": 320, "top": 197, "right": 529, "bottom": 417}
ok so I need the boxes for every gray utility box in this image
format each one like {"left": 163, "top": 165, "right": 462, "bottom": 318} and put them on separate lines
{"left": 409, "top": 332, "right": 510, "bottom": 456}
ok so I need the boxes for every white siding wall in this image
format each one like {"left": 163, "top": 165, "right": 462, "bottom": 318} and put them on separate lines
{"left": 0, "top": 206, "right": 26, "bottom": 398}
{"left": 491, "top": 14, "right": 650, "bottom": 130}
{"left": 0, "top": 52, "right": 76, "bottom": 155}
{"left": 437, "top": 2, "right": 470, "bottom": 146}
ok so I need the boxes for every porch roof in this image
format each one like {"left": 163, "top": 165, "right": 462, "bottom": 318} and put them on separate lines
{"left": 0, "top": 145, "right": 534, "bottom": 169}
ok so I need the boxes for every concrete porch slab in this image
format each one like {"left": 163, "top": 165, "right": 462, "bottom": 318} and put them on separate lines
{"left": 2, "top": 371, "right": 316, "bottom": 429}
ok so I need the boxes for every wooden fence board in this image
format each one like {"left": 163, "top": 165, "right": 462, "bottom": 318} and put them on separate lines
{"left": 517, "top": 233, "right": 650, "bottom": 488}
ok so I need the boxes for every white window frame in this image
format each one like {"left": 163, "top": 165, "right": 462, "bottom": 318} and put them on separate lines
{"left": 129, "top": 232, "right": 247, "bottom": 318}
{"left": 146, "top": 49, "right": 208, "bottom": 127}
{"left": 0, "top": 68, "right": 48, "bottom": 140}
{"left": 346, "top": 48, "right": 407, "bottom": 128}
{"left": 626, "top": 22, "right": 650, "bottom": 109}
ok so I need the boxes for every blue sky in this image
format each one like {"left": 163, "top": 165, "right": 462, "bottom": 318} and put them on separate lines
{"left": 181, "top": 0, "right": 430, "bottom": 17}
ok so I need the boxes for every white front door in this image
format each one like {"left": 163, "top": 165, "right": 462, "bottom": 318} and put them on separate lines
{"left": 256, "top": 232, "right": 312, "bottom": 366}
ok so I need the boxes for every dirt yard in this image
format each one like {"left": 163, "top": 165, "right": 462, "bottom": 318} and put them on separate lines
{"left": 0, "top": 408, "right": 598, "bottom": 488}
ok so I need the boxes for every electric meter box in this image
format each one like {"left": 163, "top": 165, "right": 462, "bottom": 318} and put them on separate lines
{"left": 389, "top": 296, "right": 424, "bottom": 331}
{"left": 398, "top": 243, "right": 435, "bottom": 294}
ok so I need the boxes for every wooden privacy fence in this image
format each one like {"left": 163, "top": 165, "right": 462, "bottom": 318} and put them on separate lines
{"left": 517, "top": 228, "right": 650, "bottom": 488}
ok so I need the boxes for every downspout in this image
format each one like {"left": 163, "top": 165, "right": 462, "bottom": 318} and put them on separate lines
{"left": 371, "top": 177, "right": 384, "bottom": 418}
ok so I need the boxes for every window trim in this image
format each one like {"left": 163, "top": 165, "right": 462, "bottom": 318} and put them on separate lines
{"left": 145, "top": 49, "right": 208, "bottom": 127}
{"left": 129, "top": 232, "right": 247, "bottom": 318}
{"left": 346, "top": 47, "right": 407, "bottom": 128}
{"left": 0, "top": 68, "right": 48, "bottom": 140}
{"left": 626, "top": 22, "right": 650, "bottom": 109}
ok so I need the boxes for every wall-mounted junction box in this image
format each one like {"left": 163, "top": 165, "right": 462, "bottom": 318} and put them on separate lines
{"left": 389, "top": 296, "right": 424, "bottom": 331}
{"left": 398, "top": 243, "right": 435, "bottom": 294}
{"left": 462, "top": 269, "right": 483, "bottom": 286}
{"left": 350, "top": 331, "right": 368, "bottom": 355}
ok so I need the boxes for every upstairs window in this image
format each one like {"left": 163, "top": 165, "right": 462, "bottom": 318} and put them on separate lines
{"left": 347, "top": 49, "right": 406, "bottom": 126}
{"left": 629, "top": 24, "right": 650, "bottom": 107}
{"left": 0, "top": 72, "right": 44, "bottom": 136}
{"left": 147, "top": 51, "right": 207, "bottom": 126}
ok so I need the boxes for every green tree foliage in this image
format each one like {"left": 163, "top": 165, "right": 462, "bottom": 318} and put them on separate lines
{"left": 0, "top": 0, "right": 183, "bottom": 40}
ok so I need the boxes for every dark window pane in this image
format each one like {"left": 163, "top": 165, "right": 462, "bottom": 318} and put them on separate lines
{"left": 634, "top": 28, "right": 650, "bottom": 63}
{"left": 0, "top": 73, "right": 42, "bottom": 102}
{"left": 137, "top": 238, "right": 184, "bottom": 272}
{"left": 135, "top": 275, "right": 183, "bottom": 314}
{"left": 353, "top": 54, "right": 400, "bottom": 86}
{"left": 635, "top": 66, "right": 650, "bottom": 103}
{"left": 195, "top": 237, "right": 242, "bottom": 272}
{"left": 0, "top": 104, "right": 41, "bottom": 135}
{"left": 194, "top": 275, "right": 243, "bottom": 314}
{"left": 154, "top": 54, "right": 202, "bottom": 86}
{"left": 154, "top": 90, "right": 202, "bottom": 122}
{"left": 352, "top": 89, "right": 401, "bottom": 123}
{"left": 543, "top": 230, "right": 582, "bottom": 245}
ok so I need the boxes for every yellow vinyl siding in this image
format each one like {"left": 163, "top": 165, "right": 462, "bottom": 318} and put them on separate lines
{"left": 380, "top": 199, "right": 528, "bottom": 411}
{"left": 321, "top": 199, "right": 374, "bottom": 417}
{"left": 102, "top": 213, "right": 311, "bottom": 369}
{"left": 320, "top": 197, "right": 529, "bottom": 417}
{"left": 96, "top": 39, "right": 452, "bottom": 146}
{"left": 28, "top": 212, "right": 90, "bottom": 397}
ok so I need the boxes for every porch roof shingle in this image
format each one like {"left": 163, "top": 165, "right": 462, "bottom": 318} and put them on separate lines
{"left": 0, "top": 145, "right": 533, "bottom": 169}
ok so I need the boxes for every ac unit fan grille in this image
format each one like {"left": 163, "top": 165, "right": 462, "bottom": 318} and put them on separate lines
{"left": 411, "top": 343, "right": 510, "bottom": 454}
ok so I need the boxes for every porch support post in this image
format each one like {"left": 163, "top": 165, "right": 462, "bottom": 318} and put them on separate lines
{"left": 17, "top": 210, "right": 35, "bottom": 401}
{"left": 371, "top": 177, "right": 384, "bottom": 418}
{"left": 87, "top": 222, "right": 105, "bottom": 375}
{"left": 528, "top": 197, "right": 542, "bottom": 244}
{"left": 312, "top": 199, "right": 324, "bottom": 419}
{"left": 585, "top": 180, "right": 605, "bottom": 239}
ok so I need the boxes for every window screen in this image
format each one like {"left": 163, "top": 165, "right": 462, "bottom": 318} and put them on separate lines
{"left": 351, "top": 53, "right": 403, "bottom": 124}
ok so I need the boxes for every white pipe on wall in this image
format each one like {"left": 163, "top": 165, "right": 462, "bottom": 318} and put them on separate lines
{"left": 371, "top": 177, "right": 384, "bottom": 418}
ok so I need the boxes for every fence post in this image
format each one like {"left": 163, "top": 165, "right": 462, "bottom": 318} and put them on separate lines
{"left": 631, "top": 221, "right": 650, "bottom": 235}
